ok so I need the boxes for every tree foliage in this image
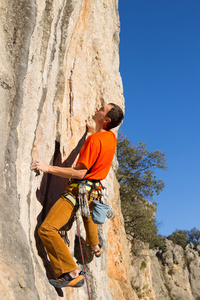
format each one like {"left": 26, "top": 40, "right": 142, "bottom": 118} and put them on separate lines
{"left": 167, "top": 230, "right": 189, "bottom": 249}
{"left": 117, "top": 132, "right": 167, "bottom": 249}
{"left": 117, "top": 132, "right": 167, "bottom": 200}
{"left": 187, "top": 227, "right": 200, "bottom": 246}
{"left": 168, "top": 227, "right": 200, "bottom": 249}
{"left": 121, "top": 196, "right": 156, "bottom": 241}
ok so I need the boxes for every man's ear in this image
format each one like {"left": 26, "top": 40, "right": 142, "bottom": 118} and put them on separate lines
{"left": 105, "top": 117, "right": 111, "bottom": 124}
{"left": 103, "top": 117, "right": 111, "bottom": 130}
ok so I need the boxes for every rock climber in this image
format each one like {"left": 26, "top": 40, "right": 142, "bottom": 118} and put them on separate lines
{"left": 30, "top": 103, "right": 124, "bottom": 288}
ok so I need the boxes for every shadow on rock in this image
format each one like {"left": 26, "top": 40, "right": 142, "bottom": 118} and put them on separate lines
{"left": 74, "top": 231, "right": 104, "bottom": 265}
{"left": 74, "top": 235, "right": 94, "bottom": 265}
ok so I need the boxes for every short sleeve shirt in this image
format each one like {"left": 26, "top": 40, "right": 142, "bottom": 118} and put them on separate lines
{"left": 76, "top": 131, "right": 117, "bottom": 180}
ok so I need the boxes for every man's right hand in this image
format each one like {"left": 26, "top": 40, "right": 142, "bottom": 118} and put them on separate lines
{"left": 86, "top": 119, "right": 96, "bottom": 134}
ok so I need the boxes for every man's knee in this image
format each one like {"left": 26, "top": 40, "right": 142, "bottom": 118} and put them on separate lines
{"left": 38, "top": 224, "right": 45, "bottom": 240}
{"left": 38, "top": 223, "right": 54, "bottom": 239}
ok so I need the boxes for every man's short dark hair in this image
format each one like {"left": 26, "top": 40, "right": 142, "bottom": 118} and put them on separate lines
{"left": 106, "top": 103, "right": 124, "bottom": 130}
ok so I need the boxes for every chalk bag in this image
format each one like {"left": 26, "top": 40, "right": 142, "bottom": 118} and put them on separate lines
{"left": 92, "top": 200, "right": 110, "bottom": 224}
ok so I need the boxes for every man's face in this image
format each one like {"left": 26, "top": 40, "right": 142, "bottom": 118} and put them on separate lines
{"left": 92, "top": 104, "right": 112, "bottom": 124}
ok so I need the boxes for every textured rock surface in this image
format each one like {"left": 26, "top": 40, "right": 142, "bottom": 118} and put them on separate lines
{"left": 131, "top": 249, "right": 156, "bottom": 299}
{"left": 2, "top": 1, "right": 200, "bottom": 299}
{"left": 0, "top": 0, "right": 137, "bottom": 299}
{"left": 131, "top": 239, "right": 200, "bottom": 300}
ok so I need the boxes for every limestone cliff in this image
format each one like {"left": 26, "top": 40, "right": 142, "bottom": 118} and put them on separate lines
{"left": 2, "top": 1, "right": 200, "bottom": 300}
{"left": 130, "top": 240, "right": 200, "bottom": 300}
{"left": 0, "top": 0, "right": 137, "bottom": 299}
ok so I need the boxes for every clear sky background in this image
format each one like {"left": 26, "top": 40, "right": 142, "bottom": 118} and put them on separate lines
{"left": 118, "top": 0, "right": 200, "bottom": 236}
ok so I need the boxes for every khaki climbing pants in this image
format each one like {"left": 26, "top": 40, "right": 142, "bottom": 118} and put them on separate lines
{"left": 38, "top": 183, "right": 99, "bottom": 278}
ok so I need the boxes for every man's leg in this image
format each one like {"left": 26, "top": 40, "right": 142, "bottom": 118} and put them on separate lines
{"left": 82, "top": 214, "right": 99, "bottom": 246}
{"left": 82, "top": 194, "right": 101, "bottom": 256}
{"left": 38, "top": 190, "right": 81, "bottom": 281}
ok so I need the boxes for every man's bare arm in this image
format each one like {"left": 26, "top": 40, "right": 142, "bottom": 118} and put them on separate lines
{"left": 30, "top": 161, "right": 87, "bottom": 179}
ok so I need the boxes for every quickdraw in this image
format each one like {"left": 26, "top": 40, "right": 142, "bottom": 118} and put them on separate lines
{"left": 101, "top": 187, "right": 115, "bottom": 220}
{"left": 78, "top": 183, "right": 90, "bottom": 218}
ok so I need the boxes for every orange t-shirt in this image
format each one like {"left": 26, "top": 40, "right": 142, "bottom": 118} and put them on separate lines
{"left": 76, "top": 131, "right": 117, "bottom": 180}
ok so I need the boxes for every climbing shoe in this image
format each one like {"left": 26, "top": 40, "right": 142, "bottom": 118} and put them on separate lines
{"left": 49, "top": 271, "right": 84, "bottom": 288}
{"left": 92, "top": 244, "right": 102, "bottom": 257}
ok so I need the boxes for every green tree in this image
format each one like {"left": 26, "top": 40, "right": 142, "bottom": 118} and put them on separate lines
{"left": 121, "top": 197, "right": 157, "bottom": 241}
{"left": 117, "top": 132, "right": 167, "bottom": 249}
{"left": 167, "top": 230, "right": 189, "bottom": 249}
{"left": 167, "top": 228, "right": 200, "bottom": 249}
{"left": 187, "top": 227, "right": 200, "bottom": 247}
{"left": 117, "top": 132, "right": 167, "bottom": 200}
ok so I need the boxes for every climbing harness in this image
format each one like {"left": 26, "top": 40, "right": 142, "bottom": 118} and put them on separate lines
{"left": 75, "top": 214, "right": 91, "bottom": 300}
{"left": 76, "top": 179, "right": 116, "bottom": 223}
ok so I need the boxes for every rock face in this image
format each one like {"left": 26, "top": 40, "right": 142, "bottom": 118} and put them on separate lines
{"left": 0, "top": 0, "right": 137, "bottom": 299}
{"left": 2, "top": 1, "right": 200, "bottom": 299}
{"left": 131, "top": 240, "right": 200, "bottom": 300}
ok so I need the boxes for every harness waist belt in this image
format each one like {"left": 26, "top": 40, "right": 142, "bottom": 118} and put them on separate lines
{"left": 72, "top": 179, "right": 101, "bottom": 186}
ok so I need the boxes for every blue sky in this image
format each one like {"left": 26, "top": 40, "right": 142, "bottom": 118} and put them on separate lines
{"left": 118, "top": 0, "right": 200, "bottom": 236}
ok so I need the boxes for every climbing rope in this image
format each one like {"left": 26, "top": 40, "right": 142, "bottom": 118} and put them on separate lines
{"left": 75, "top": 215, "right": 91, "bottom": 300}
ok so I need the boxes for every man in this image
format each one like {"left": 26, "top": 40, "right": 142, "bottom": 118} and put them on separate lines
{"left": 30, "top": 103, "right": 124, "bottom": 288}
